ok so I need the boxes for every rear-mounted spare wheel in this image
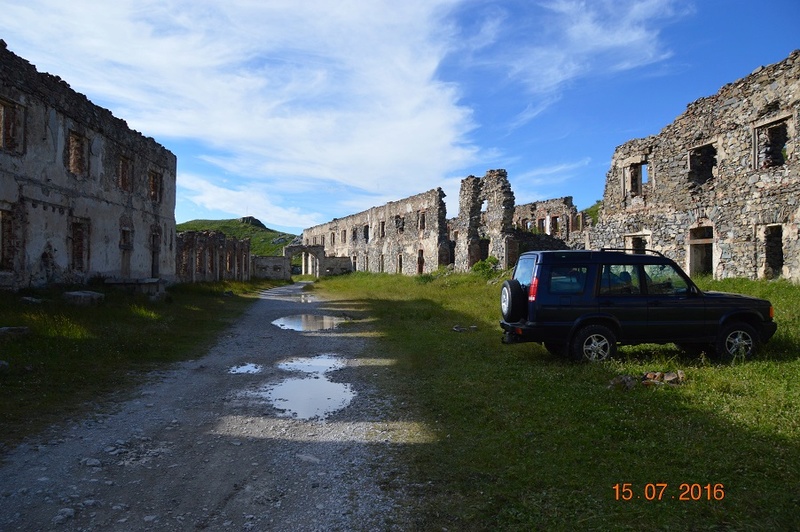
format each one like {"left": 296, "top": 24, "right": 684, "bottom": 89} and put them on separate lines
{"left": 501, "top": 279, "right": 526, "bottom": 322}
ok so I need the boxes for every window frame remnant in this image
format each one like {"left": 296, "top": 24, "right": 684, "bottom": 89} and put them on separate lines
{"left": 118, "top": 155, "right": 133, "bottom": 192}
{"left": 755, "top": 117, "right": 790, "bottom": 169}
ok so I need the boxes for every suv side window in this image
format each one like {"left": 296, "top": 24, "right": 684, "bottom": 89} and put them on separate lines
{"left": 548, "top": 266, "right": 587, "bottom": 294}
{"left": 513, "top": 257, "right": 535, "bottom": 287}
{"left": 643, "top": 263, "right": 689, "bottom": 295}
{"left": 599, "top": 264, "right": 642, "bottom": 295}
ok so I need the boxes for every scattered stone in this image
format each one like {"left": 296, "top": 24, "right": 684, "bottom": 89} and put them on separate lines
{"left": 609, "top": 370, "right": 687, "bottom": 390}
{"left": 81, "top": 458, "right": 101, "bottom": 467}
{"left": 0, "top": 326, "right": 30, "bottom": 338}
{"left": 62, "top": 291, "right": 105, "bottom": 305}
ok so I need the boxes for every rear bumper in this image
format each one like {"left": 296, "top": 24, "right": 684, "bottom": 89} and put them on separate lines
{"left": 500, "top": 320, "right": 561, "bottom": 344}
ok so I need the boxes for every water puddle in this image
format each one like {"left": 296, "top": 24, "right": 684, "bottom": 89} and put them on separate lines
{"left": 248, "top": 354, "right": 355, "bottom": 420}
{"left": 271, "top": 314, "right": 345, "bottom": 331}
{"left": 228, "top": 363, "right": 264, "bottom": 374}
{"left": 260, "top": 286, "right": 319, "bottom": 303}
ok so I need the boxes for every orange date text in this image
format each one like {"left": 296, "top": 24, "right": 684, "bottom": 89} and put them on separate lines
{"left": 612, "top": 483, "right": 725, "bottom": 501}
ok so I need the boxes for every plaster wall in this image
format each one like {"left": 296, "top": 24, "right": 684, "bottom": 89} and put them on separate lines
{"left": 0, "top": 41, "right": 177, "bottom": 289}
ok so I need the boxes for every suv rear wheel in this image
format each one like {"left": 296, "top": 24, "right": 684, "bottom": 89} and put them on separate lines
{"left": 715, "top": 322, "right": 758, "bottom": 360}
{"left": 571, "top": 324, "right": 617, "bottom": 362}
{"left": 500, "top": 280, "right": 525, "bottom": 322}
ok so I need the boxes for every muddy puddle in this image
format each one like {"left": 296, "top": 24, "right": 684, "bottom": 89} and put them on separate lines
{"left": 271, "top": 314, "right": 345, "bottom": 331}
{"left": 228, "top": 363, "right": 264, "bottom": 374}
{"left": 245, "top": 354, "right": 355, "bottom": 420}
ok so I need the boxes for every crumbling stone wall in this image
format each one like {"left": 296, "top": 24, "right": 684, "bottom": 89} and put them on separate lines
{"left": 590, "top": 49, "right": 800, "bottom": 281}
{"left": 451, "top": 169, "right": 517, "bottom": 270}
{"left": 251, "top": 256, "right": 291, "bottom": 281}
{"left": 513, "top": 196, "right": 585, "bottom": 240}
{"left": 0, "top": 41, "right": 177, "bottom": 289}
{"left": 301, "top": 188, "right": 449, "bottom": 276}
{"left": 176, "top": 231, "right": 251, "bottom": 283}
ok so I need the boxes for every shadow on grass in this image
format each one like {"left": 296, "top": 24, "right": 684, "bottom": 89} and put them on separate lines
{"left": 350, "top": 295, "right": 800, "bottom": 530}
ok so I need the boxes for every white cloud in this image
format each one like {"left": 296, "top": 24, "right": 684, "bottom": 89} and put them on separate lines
{"left": 0, "top": 0, "right": 477, "bottom": 228}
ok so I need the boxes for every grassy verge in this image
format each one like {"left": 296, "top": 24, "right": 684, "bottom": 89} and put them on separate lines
{"left": 313, "top": 271, "right": 800, "bottom": 530}
{"left": 0, "top": 279, "right": 284, "bottom": 452}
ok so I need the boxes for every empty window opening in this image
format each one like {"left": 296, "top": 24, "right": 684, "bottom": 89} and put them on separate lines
{"left": 397, "top": 254, "right": 403, "bottom": 274}
{"left": 395, "top": 215, "right": 405, "bottom": 233}
{"left": 120, "top": 228, "right": 132, "bottom": 278}
{"left": 352, "top": 227, "right": 358, "bottom": 242}
{"left": 148, "top": 171, "right": 163, "bottom": 203}
{"left": 71, "top": 220, "right": 89, "bottom": 272}
{"left": 380, "top": 221, "right": 385, "bottom": 238}
{"left": 379, "top": 254, "right": 384, "bottom": 273}
{"left": 550, "top": 216, "right": 559, "bottom": 234}
{"left": 330, "top": 232, "right": 335, "bottom": 245}
{"left": 118, "top": 156, "right": 133, "bottom": 192}
{"left": 627, "top": 163, "right": 647, "bottom": 196}
{"left": 0, "top": 99, "right": 23, "bottom": 154}
{"left": 352, "top": 255, "right": 357, "bottom": 271}
{"left": 418, "top": 211, "right": 426, "bottom": 230}
{"left": 758, "top": 121, "right": 788, "bottom": 168}
{"left": 765, "top": 225, "right": 784, "bottom": 279}
{"left": 417, "top": 250, "right": 424, "bottom": 274}
{"left": 341, "top": 229, "right": 346, "bottom": 242}
{"left": 689, "top": 144, "right": 717, "bottom": 185}
{"left": 151, "top": 230, "right": 161, "bottom": 277}
{"left": 68, "top": 131, "right": 88, "bottom": 177}
{"left": 537, "top": 218, "right": 546, "bottom": 233}
{"left": 631, "top": 237, "right": 647, "bottom": 254}
{"left": 479, "top": 238, "right": 490, "bottom": 261}
{"left": 1, "top": 209, "right": 13, "bottom": 270}
{"left": 363, "top": 225, "right": 369, "bottom": 243}
{"left": 688, "top": 226, "right": 714, "bottom": 276}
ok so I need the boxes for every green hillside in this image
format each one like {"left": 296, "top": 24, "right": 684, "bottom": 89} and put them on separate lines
{"left": 176, "top": 217, "right": 298, "bottom": 257}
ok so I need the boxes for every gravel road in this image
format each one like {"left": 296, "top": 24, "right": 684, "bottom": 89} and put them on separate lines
{"left": 0, "top": 283, "right": 418, "bottom": 531}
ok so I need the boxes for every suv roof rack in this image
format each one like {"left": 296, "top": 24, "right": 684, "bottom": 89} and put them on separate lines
{"left": 599, "top": 247, "right": 666, "bottom": 258}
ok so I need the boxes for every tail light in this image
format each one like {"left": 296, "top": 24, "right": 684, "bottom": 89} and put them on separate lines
{"left": 528, "top": 276, "right": 539, "bottom": 302}
{"left": 769, "top": 306, "right": 775, "bottom": 319}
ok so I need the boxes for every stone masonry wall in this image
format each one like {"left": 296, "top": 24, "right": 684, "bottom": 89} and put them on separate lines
{"left": 590, "top": 49, "right": 800, "bottom": 281}
{"left": 302, "top": 188, "right": 449, "bottom": 275}
{"left": 176, "top": 231, "right": 251, "bottom": 283}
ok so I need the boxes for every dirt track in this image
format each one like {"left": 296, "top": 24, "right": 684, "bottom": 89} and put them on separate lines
{"left": 0, "top": 283, "right": 416, "bottom": 531}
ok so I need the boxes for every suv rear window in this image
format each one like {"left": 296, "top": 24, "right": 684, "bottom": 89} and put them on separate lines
{"left": 513, "top": 258, "right": 535, "bottom": 286}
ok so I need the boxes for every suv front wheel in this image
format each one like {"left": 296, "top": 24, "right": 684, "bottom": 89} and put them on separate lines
{"left": 715, "top": 322, "right": 758, "bottom": 360}
{"left": 571, "top": 324, "right": 617, "bottom": 362}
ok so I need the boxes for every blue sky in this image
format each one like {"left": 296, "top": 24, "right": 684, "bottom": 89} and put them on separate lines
{"left": 2, "top": 1, "right": 797, "bottom": 234}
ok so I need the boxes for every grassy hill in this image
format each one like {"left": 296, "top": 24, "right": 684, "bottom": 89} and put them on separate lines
{"left": 176, "top": 217, "right": 298, "bottom": 257}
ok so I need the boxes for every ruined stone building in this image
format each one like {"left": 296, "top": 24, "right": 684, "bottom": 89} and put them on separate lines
{"left": 513, "top": 196, "right": 586, "bottom": 240}
{"left": 590, "top": 50, "right": 800, "bottom": 281}
{"left": 0, "top": 41, "right": 177, "bottom": 289}
{"left": 301, "top": 188, "right": 450, "bottom": 275}
{"left": 176, "top": 231, "right": 251, "bottom": 283}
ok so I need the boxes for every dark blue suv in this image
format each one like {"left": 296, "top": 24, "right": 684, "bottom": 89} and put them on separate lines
{"left": 500, "top": 249, "right": 777, "bottom": 362}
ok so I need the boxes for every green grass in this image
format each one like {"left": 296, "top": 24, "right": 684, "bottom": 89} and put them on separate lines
{"left": 176, "top": 218, "right": 297, "bottom": 257}
{"left": 313, "top": 271, "right": 800, "bottom": 530}
{"left": 0, "top": 279, "right": 285, "bottom": 452}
